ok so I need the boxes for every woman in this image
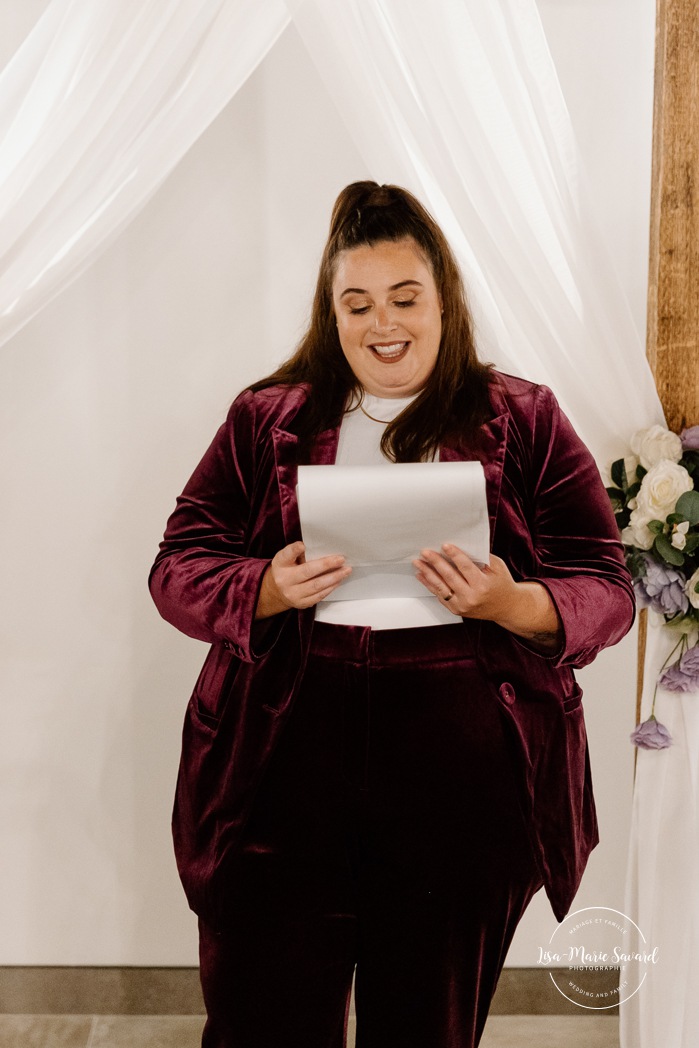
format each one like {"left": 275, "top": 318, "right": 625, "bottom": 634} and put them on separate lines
{"left": 149, "top": 182, "right": 634, "bottom": 1048}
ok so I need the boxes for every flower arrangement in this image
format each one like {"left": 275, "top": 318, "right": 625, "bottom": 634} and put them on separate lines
{"left": 607, "top": 424, "right": 699, "bottom": 749}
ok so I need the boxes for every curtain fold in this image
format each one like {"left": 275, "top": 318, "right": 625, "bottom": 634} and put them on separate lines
{"left": 0, "top": 0, "right": 290, "bottom": 348}
{"left": 621, "top": 618, "right": 699, "bottom": 1047}
{"left": 1, "top": 0, "right": 662, "bottom": 459}
{"left": 286, "top": 0, "right": 664, "bottom": 462}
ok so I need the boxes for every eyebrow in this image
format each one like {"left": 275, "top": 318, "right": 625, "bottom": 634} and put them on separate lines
{"left": 339, "top": 280, "right": 424, "bottom": 298}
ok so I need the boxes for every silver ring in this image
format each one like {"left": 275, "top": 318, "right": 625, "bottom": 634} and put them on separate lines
{"left": 443, "top": 589, "right": 454, "bottom": 602}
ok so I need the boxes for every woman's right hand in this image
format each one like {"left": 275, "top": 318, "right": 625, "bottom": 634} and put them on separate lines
{"left": 254, "top": 541, "right": 352, "bottom": 620}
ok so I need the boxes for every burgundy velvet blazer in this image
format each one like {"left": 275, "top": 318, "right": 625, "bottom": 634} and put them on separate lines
{"left": 149, "top": 371, "right": 635, "bottom": 924}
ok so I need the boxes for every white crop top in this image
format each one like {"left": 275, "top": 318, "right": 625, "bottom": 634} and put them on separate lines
{"left": 313, "top": 393, "right": 455, "bottom": 629}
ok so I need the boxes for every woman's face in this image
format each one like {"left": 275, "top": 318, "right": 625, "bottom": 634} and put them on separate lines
{"left": 331, "top": 237, "right": 443, "bottom": 398}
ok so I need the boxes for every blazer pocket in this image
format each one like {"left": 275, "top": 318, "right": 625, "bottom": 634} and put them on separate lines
{"left": 191, "top": 642, "right": 239, "bottom": 732}
{"left": 562, "top": 682, "right": 583, "bottom": 714}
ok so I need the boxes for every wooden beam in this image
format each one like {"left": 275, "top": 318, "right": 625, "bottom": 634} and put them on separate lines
{"left": 636, "top": 1, "right": 699, "bottom": 750}
{"left": 646, "top": 0, "right": 699, "bottom": 431}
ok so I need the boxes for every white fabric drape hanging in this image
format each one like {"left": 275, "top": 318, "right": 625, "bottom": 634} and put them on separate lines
{"left": 286, "top": 0, "right": 664, "bottom": 461}
{"left": 621, "top": 617, "right": 699, "bottom": 1047}
{"left": 0, "top": 0, "right": 290, "bottom": 348}
{"left": 1, "top": 0, "right": 662, "bottom": 459}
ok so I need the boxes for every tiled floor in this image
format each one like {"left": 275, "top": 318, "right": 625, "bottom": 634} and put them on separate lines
{"left": 0, "top": 1013, "right": 620, "bottom": 1047}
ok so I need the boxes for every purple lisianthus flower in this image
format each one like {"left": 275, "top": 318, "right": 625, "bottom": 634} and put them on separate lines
{"left": 659, "top": 663, "right": 693, "bottom": 692}
{"left": 681, "top": 644, "right": 699, "bottom": 677}
{"left": 659, "top": 643, "right": 699, "bottom": 692}
{"left": 680, "top": 425, "right": 699, "bottom": 451}
{"left": 630, "top": 716, "right": 672, "bottom": 749}
{"left": 633, "top": 555, "right": 690, "bottom": 616}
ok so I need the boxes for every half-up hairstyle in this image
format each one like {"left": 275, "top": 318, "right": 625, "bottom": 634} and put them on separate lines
{"left": 251, "top": 181, "right": 493, "bottom": 462}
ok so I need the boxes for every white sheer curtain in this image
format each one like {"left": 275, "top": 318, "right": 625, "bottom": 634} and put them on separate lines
{"left": 0, "top": 0, "right": 662, "bottom": 458}
{"left": 0, "top": 0, "right": 289, "bottom": 348}
{"left": 287, "top": 0, "right": 663, "bottom": 461}
{"left": 621, "top": 615, "right": 699, "bottom": 1047}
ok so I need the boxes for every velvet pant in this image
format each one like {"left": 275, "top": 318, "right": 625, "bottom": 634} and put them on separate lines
{"left": 198, "top": 620, "right": 544, "bottom": 1048}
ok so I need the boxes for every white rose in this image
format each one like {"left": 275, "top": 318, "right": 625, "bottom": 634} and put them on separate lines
{"left": 671, "top": 521, "right": 690, "bottom": 550}
{"left": 631, "top": 425, "right": 683, "bottom": 469}
{"left": 635, "top": 460, "right": 693, "bottom": 521}
{"left": 621, "top": 510, "right": 654, "bottom": 550}
{"left": 687, "top": 568, "right": 699, "bottom": 610}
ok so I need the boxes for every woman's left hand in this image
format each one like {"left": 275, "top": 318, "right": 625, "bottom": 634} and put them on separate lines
{"left": 413, "top": 542, "right": 562, "bottom": 649}
{"left": 413, "top": 543, "right": 517, "bottom": 622}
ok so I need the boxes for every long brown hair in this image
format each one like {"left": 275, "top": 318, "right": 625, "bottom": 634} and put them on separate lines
{"left": 251, "top": 181, "right": 493, "bottom": 461}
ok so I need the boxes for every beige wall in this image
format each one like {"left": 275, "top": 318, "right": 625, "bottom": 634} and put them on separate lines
{"left": 0, "top": 1, "right": 654, "bottom": 965}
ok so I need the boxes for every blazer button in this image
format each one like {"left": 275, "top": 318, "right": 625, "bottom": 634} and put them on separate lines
{"left": 499, "top": 682, "right": 516, "bottom": 705}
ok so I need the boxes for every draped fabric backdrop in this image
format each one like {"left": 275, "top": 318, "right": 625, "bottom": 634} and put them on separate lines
{"left": 1, "top": 0, "right": 686, "bottom": 1031}
{"left": 0, "top": 0, "right": 289, "bottom": 346}
{"left": 287, "top": 0, "right": 664, "bottom": 462}
{"left": 0, "top": 0, "right": 662, "bottom": 456}
{"left": 621, "top": 616, "right": 699, "bottom": 1047}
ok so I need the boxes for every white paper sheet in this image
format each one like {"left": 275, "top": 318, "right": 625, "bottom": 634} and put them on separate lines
{"left": 297, "top": 462, "right": 489, "bottom": 601}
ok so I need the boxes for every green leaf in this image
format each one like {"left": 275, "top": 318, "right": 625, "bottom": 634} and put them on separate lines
{"left": 684, "top": 534, "right": 699, "bottom": 554}
{"left": 654, "top": 533, "right": 685, "bottom": 566}
{"left": 667, "top": 513, "right": 688, "bottom": 526}
{"left": 647, "top": 519, "right": 665, "bottom": 535}
{"left": 628, "top": 550, "right": 647, "bottom": 576}
{"left": 615, "top": 509, "right": 631, "bottom": 529}
{"left": 626, "top": 481, "right": 642, "bottom": 500}
{"left": 664, "top": 613, "right": 696, "bottom": 633}
{"left": 606, "top": 486, "right": 626, "bottom": 505}
{"left": 681, "top": 451, "right": 699, "bottom": 472}
{"left": 611, "top": 458, "right": 627, "bottom": 489}
{"left": 676, "top": 490, "right": 699, "bottom": 525}
{"left": 636, "top": 464, "right": 647, "bottom": 481}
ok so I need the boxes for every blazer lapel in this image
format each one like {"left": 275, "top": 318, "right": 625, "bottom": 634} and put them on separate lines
{"left": 309, "top": 427, "right": 340, "bottom": 466}
{"left": 272, "top": 424, "right": 340, "bottom": 543}
{"left": 440, "top": 412, "right": 509, "bottom": 547}
{"left": 272, "top": 427, "right": 301, "bottom": 544}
